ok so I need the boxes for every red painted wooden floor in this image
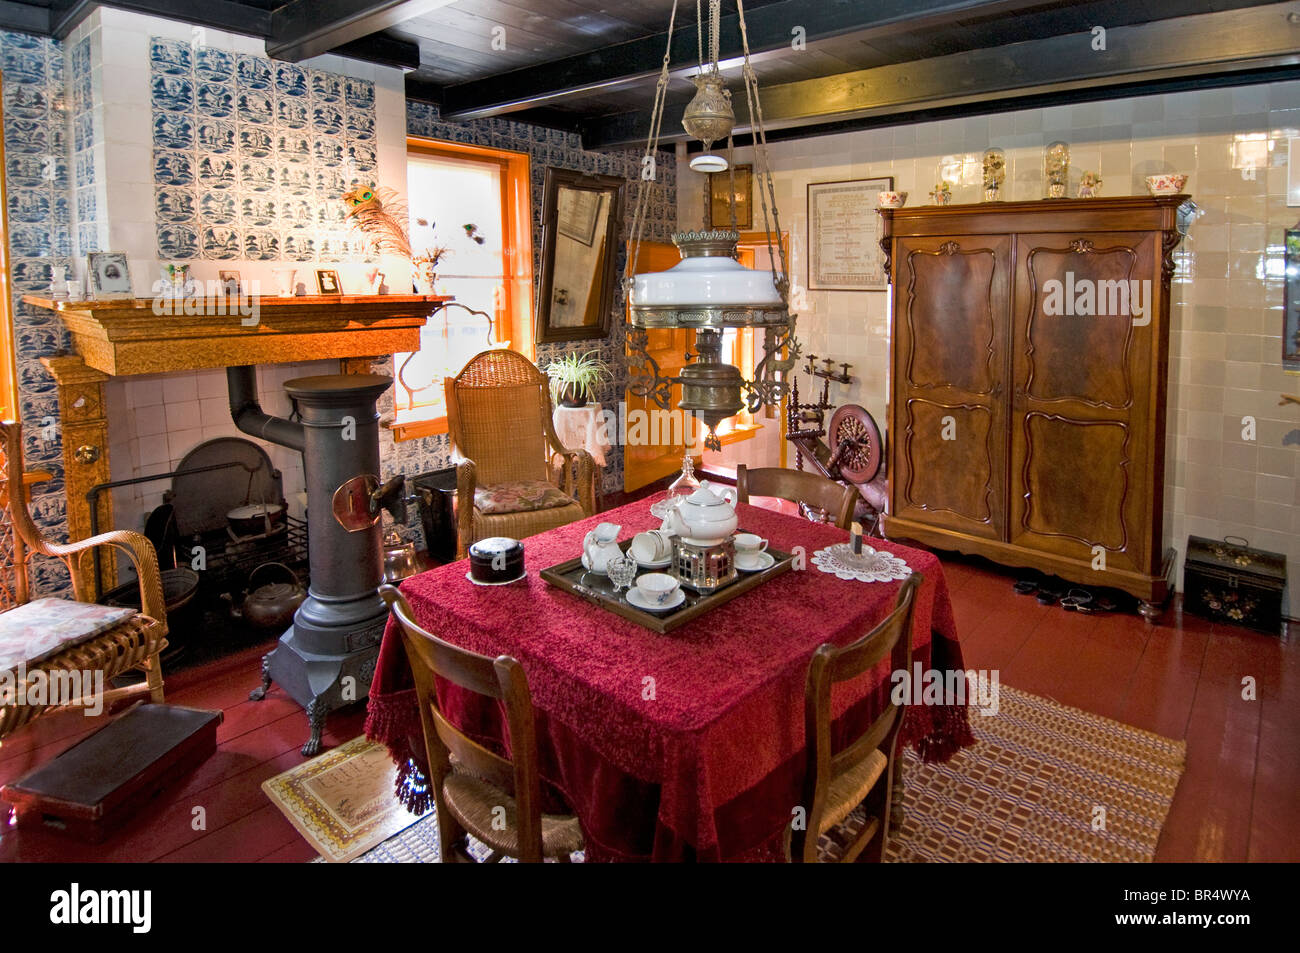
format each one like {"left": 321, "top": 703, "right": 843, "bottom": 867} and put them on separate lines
{"left": 1, "top": 553, "right": 1295, "bottom": 862}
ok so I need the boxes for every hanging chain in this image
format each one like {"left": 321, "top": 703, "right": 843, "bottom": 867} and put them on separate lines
{"left": 708, "top": 0, "right": 721, "bottom": 71}
{"left": 696, "top": 0, "right": 703, "bottom": 69}
{"left": 726, "top": 133, "right": 738, "bottom": 233}
{"left": 623, "top": 0, "right": 680, "bottom": 299}
{"left": 735, "top": 0, "right": 788, "bottom": 303}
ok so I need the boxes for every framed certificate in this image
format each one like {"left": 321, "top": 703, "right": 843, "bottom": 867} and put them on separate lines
{"left": 807, "top": 177, "right": 892, "bottom": 291}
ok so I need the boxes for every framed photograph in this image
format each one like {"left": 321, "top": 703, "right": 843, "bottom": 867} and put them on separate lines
{"left": 218, "top": 270, "right": 241, "bottom": 296}
{"left": 315, "top": 269, "right": 341, "bottom": 295}
{"left": 556, "top": 187, "right": 602, "bottom": 246}
{"left": 807, "top": 177, "right": 893, "bottom": 291}
{"left": 706, "top": 164, "right": 752, "bottom": 230}
{"left": 87, "top": 252, "right": 132, "bottom": 298}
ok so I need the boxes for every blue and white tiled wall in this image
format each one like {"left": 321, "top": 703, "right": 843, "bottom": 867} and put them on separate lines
{"left": 69, "top": 37, "right": 97, "bottom": 257}
{"left": 2, "top": 29, "right": 75, "bottom": 595}
{"left": 394, "top": 101, "right": 677, "bottom": 499}
{"left": 148, "top": 37, "right": 377, "bottom": 263}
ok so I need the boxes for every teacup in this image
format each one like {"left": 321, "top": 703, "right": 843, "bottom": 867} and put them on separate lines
{"left": 630, "top": 529, "right": 673, "bottom": 564}
{"left": 878, "top": 191, "right": 908, "bottom": 208}
{"left": 635, "top": 572, "right": 679, "bottom": 606}
{"left": 734, "top": 533, "right": 768, "bottom": 567}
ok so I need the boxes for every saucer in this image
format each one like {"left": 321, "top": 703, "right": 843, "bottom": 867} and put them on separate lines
{"left": 634, "top": 554, "right": 673, "bottom": 570}
{"left": 626, "top": 586, "right": 686, "bottom": 613}
{"left": 735, "top": 551, "right": 775, "bottom": 572}
{"left": 465, "top": 571, "right": 527, "bottom": 587}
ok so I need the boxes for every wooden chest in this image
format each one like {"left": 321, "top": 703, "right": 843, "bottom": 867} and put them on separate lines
{"left": 1184, "top": 536, "right": 1287, "bottom": 635}
{"left": 1, "top": 704, "right": 222, "bottom": 842}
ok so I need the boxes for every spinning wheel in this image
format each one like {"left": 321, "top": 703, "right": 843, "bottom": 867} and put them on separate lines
{"left": 828, "top": 404, "right": 883, "bottom": 484}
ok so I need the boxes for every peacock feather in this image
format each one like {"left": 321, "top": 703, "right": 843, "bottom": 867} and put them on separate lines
{"left": 341, "top": 184, "right": 412, "bottom": 260}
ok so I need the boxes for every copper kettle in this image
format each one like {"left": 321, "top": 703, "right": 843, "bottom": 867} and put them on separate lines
{"left": 383, "top": 531, "right": 421, "bottom": 583}
{"left": 232, "top": 562, "right": 306, "bottom": 630}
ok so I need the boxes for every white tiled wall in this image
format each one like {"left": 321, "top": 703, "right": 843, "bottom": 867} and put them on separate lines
{"left": 681, "top": 82, "right": 1300, "bottom": 605}
{"left": 106, "top": 361, "right": 337, "bottom": 540}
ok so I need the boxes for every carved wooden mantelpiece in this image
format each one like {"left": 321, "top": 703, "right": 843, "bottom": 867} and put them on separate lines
{"left": 22, "top": 294, "right": 448, "bottom": 579}
{"left": 21, "top": 294, "right": 451, "bottom": 376}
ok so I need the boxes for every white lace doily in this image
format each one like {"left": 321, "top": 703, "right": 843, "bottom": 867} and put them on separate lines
{"left": 812, "top": 542, "right": 912, "bottom": 582}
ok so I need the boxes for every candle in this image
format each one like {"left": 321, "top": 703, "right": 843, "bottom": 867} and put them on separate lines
{"left": 851, "top": 520, "right": 863, "bottom": 555}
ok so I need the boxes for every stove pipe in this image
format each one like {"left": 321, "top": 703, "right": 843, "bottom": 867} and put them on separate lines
{"left": 228, "top": 366, "right": 393, "bottom": 755}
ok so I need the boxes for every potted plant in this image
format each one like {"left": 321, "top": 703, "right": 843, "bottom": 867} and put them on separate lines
{"left": 546, "top": 350, "right": 611, "bottom": 408}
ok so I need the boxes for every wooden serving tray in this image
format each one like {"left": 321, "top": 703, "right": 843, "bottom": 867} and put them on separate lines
{"left": 540, "top": 533, "right": 794, "bottom": 633}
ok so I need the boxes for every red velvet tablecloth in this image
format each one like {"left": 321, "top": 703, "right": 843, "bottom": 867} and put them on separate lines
{"left": 366, "top": 495, "right": 973, "bottom": 861}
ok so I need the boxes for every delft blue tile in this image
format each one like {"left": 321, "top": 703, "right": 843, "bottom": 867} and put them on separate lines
{"left": 275, "top": 63, "right": 308, "bottom": 97}
{"left": 275, "top": 97, "right": 309, "bottom": 129}
{"left": 197, "top": 119, "right": 235, "bottom": 153}
{"left": 312, "top": 102, "right": 344, "bottom": 136}
{"left": 8, "top": 154, "right": 48, "bottom": 188}
{"left": 153, "top": 113, "right": 193, "bottom": 150}
{"left": 153, "top": 150, "right": 194, "bottom": 186}
{"left": 9, "top": 224, "right": 51, "bottom": 258}
{"left": 17, "top": 324, "right": 61, "bottom": 357}
{"left": 52, "top": 228, "right": 72, "bottom": 258}
{"left": 199, "top": 155, "right": 237, "bottom": 189}
{"left": 10, "top": 260, "right": 51, "bottom": 286}
{"left": 200, "top": 226, "right": 240, "bottom": 259}
{"left": 18, "top": 359, "right": 57, "bottom": 395}
{"left": 240, "top": 159, "right": 277, "bottom": 192}
{"left": 77, "top": 224, "right": 97, "bottom": 253}
{"left": 2, "top": 47, "right": 45, "bottom": 84}
{"left": 5, "top": 118, "right": 49, "bottom": 153}
{"left": 151, "top": 74, "right": 194, "bottom": 112}
{"left": 346, "top": 77, "right": 375, "bottom": 109}
{"left": 283, "top": 234, "right": 316, "bottom": 260}
{"left": 316, "top": 167, "right": 347, "bottom": 196}
{"left": 280, "top": 198, "right": 313, "bottom": 228}
{"left": 5, "top": 83, "right": 48, "bottom": 120}
{"left": 311, "top": 70, "right": 342, "bottom": 103}
{"left": 314, "top": 139, "right": 344, "bottom": 167}
{"left": 197, "top": 82, "right": 234, "bottom": 118}
{"left": 243, "top": 229, "right": 279, "bottom": 259}
{"left": 195, "top": 47, "right": 234, "bottom": 83}
{"left": 157, "top": 223, "right": 199, "bottom": 259}
{"left": 237, "top": 89, "right": 273, "bottom": 124}
{"left": 239, "top": 195, "right": 277, "bottom": 226}
{"left": 73, "top": 188, "right": 92, "bottom": 222}
{"left": 276, "top": 132, "right": 312, "bottom": 163}
{"left": 236, "top": 53, "right": 272, "bottom": 89}
{"left": 238, "top": 126, "right": 273, "bottom": 158}
{"left": 279, "top": 165, "right": 313, "bottom": 195}
{"left": 201, "top": 190, "right": 238, "bottom": 224}
{"left": 5, "top": 31, "right": 42, "bottom": 50}
{"left": 10, "top": 189, "right": 52, "bottom": 223}
{"left": 348, "top": 142, "right": 376, "bottom": 171}
{"left": 150, "top": 38, "right": 192, "bottom": 76}
{"left": 73, "top": 112, "right": 92, "bottom": 152}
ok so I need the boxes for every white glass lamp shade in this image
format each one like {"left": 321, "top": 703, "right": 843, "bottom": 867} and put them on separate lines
{"left": 632, "top": 254, "right": 784, "bottom": 308}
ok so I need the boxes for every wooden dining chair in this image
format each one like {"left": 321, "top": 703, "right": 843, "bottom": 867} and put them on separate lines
{"left": 788, "top": 572, "right": 921, "bottom": 863}
{"left": 736, "top": 463, "right": 857, "bottom": 531}
{"left": 378, "top": 584, "right": 583, "bottom": 863}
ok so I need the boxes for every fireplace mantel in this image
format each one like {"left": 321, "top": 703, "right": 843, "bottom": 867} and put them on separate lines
{"left": 21, "top": 293, "right": 452, "bottom": 377}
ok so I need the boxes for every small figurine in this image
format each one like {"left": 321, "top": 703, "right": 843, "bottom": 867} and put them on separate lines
{"left": 929, "top": 181, "right": 953, "bottom": 206}
{"left": 1078, "top": 171, "right": 1103, "bottom": 199}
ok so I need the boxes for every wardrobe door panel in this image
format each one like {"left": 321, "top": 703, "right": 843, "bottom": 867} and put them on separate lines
{"left": 1008, "top": 232, "right": 1159, "bottom": 573}
{"left": 890, "top": 235, "right": 1011, "bottom": 540}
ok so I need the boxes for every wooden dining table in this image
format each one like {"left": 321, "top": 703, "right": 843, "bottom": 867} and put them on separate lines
{"left": 365, "top": 494, "right": 973, "bottom": 862}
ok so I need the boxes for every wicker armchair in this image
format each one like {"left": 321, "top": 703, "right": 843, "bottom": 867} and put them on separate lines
{"left": 445, "top": 350, "right": 595, "bottom": 557}
{"left": 1, "top": 421, "right": 167, "bottom": 742}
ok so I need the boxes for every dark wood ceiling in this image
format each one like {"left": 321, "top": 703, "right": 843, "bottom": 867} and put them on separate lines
{"left": 3, "top": 0, "right": 1297, "bottom": 148}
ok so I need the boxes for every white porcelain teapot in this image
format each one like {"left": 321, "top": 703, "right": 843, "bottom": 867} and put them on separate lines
{"left": 664, "top": 482, "right": 738, "bottom": 543}
{"left": 581, "top": 522, "right": 623, "bottom": 574}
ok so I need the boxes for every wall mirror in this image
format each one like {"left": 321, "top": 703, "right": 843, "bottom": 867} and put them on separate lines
{"left": 537, "top": 168, "right": 624, "bottom": 343}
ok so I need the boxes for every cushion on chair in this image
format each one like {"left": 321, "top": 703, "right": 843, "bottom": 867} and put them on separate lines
{"left": 440, "top": 770, "right": 584, "bottom": 859}
{"left": 817, "top": 747, "right": 888, "bottom": 835}
{"left": 473, "top": 480, "right": 575, "bottom": 515}
{"left": 0, "top": 599, "right": 136, "bottom": 674}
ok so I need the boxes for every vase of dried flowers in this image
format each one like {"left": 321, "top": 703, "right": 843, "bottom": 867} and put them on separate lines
{"left": 982, "top": 148, "right": 1006, "bottom": 201}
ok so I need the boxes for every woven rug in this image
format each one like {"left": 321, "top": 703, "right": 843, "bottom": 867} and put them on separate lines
{"left": 345, "top": 685, "right": 1184, "bottom": 862}
{"left": 263, "top": 736, "right": 429, "bottom": 863}
{"left": 885, "top": 684, "right": 1185, "bottom": 862}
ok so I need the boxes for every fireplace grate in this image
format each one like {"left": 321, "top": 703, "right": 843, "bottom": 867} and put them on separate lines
{"left": 175, "top": 515, "right": 310, "bottom": 601}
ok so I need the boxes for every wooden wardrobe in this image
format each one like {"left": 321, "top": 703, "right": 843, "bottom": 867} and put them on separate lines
{"left": 878, "top": 195, "right": 1193, "bottom": 615}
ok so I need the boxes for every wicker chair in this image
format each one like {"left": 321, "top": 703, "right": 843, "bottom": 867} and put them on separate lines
{"left": 445, "top": 349, "right": 594, "bottom": 557}
{"left": 1, "top": 420, "right": 167, "bottom": 742}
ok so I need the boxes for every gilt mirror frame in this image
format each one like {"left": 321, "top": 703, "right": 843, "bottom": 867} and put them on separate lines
{"left": 536, "top": 168, "right": 625, "bottom": 344}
